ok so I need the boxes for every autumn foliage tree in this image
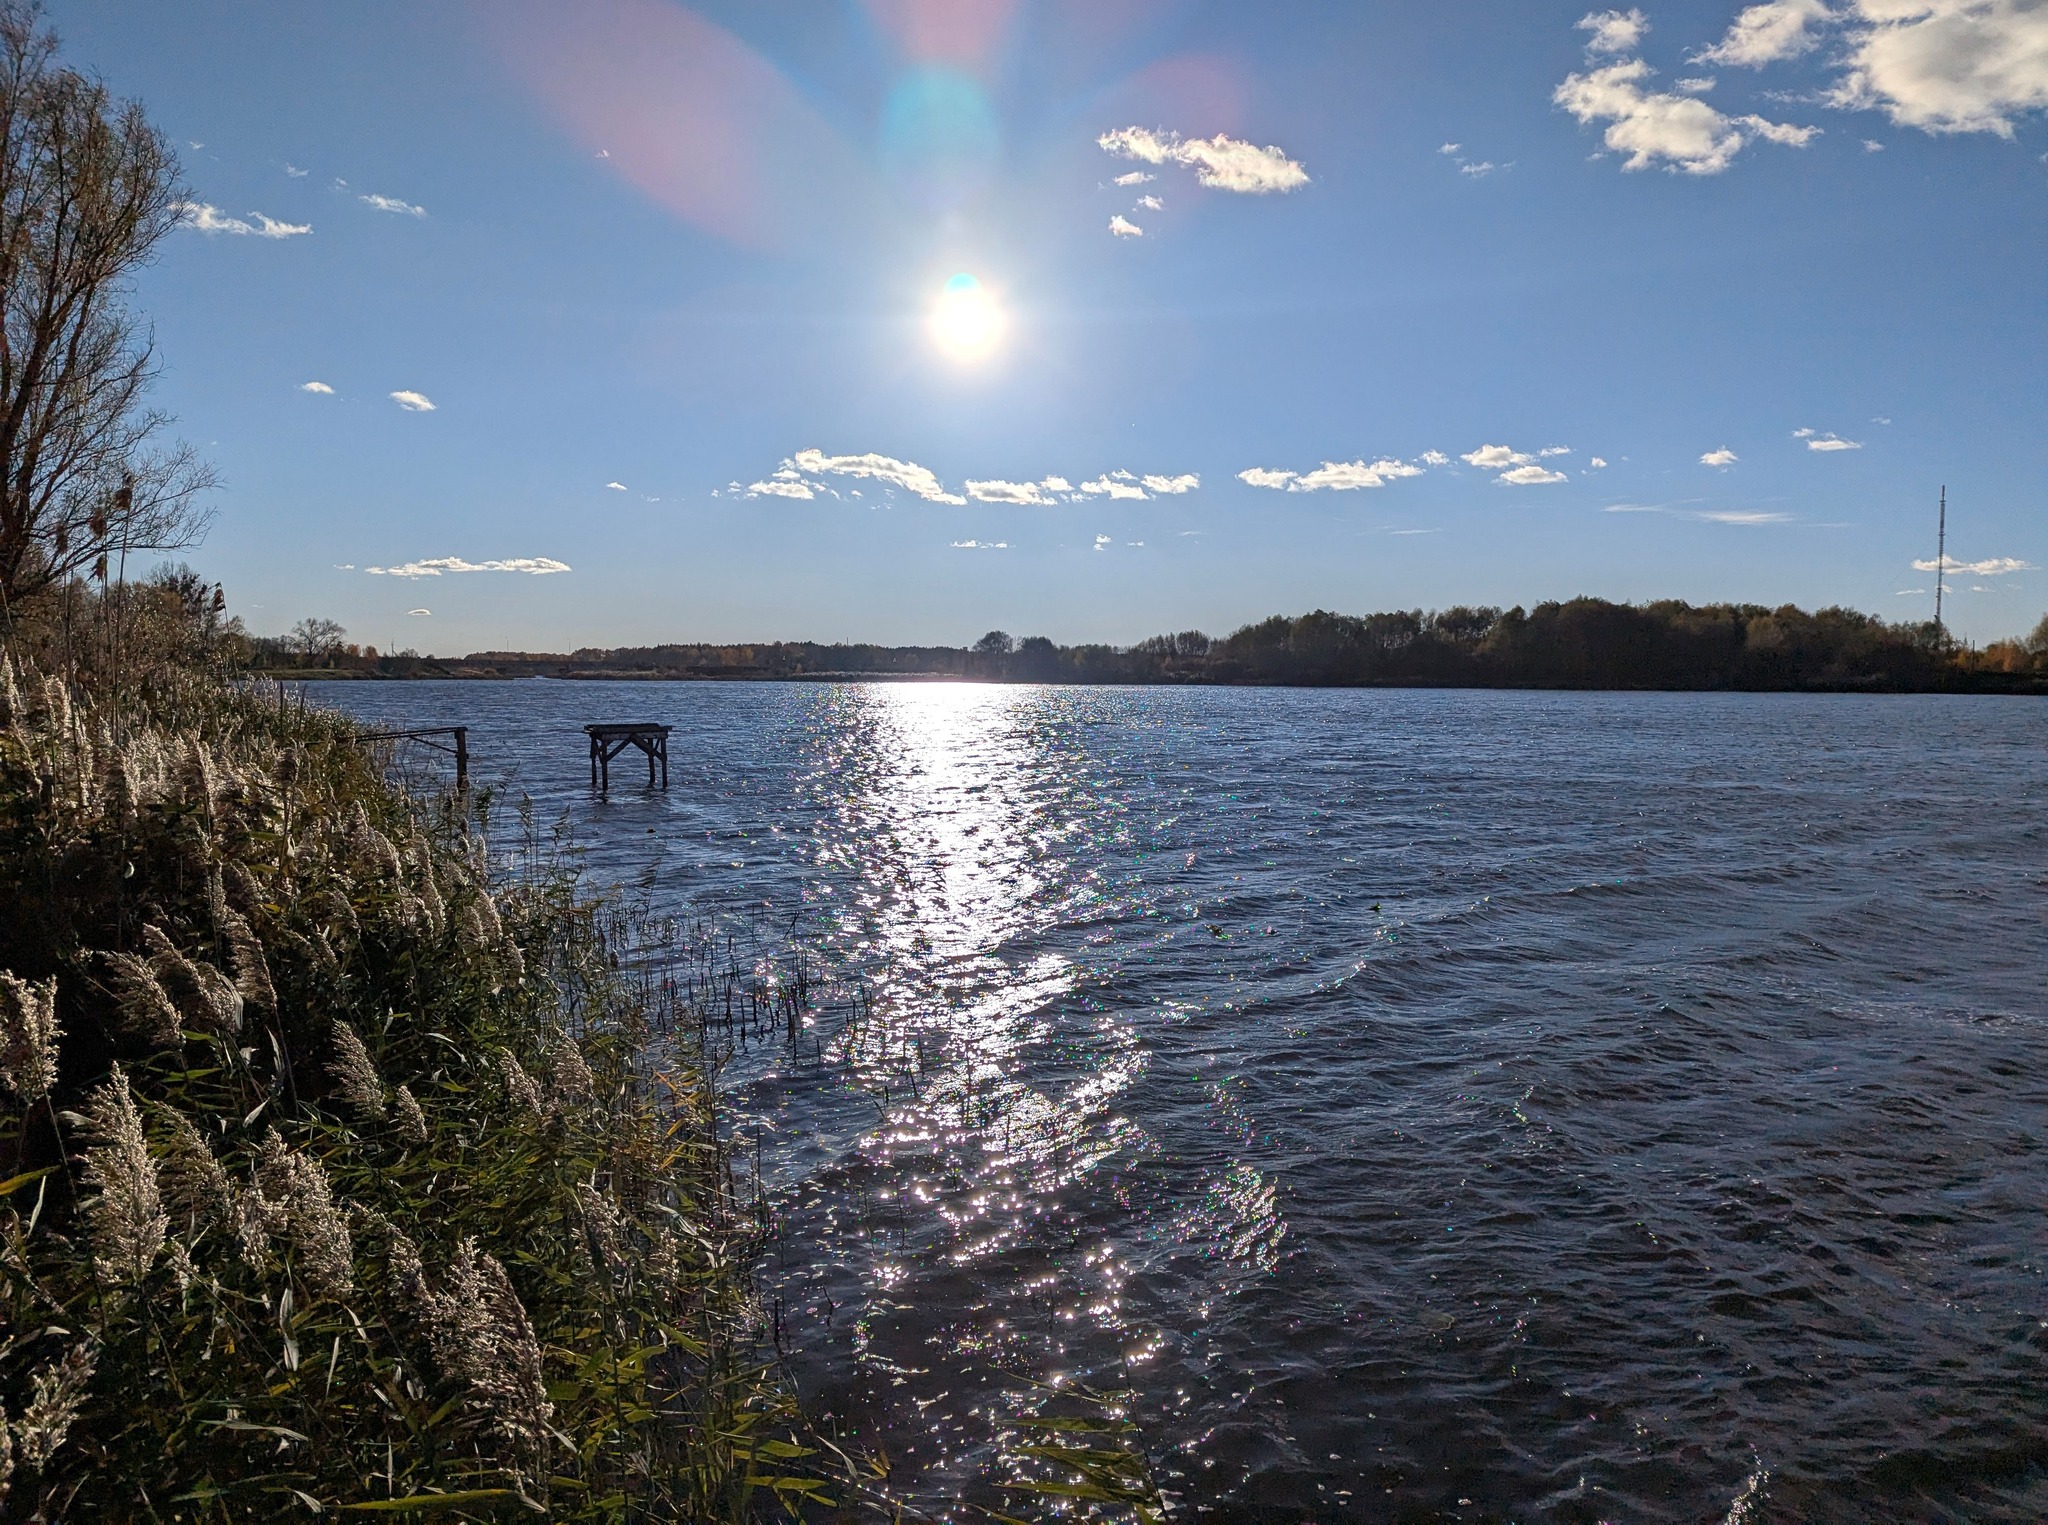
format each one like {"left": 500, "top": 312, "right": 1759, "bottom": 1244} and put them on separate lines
{"left": 0, "top": 1, "right": 212, "bottom": 614}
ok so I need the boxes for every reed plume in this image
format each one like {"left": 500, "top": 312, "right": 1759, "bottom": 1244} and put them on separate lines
{"left": 0, "top": 972, "right": 60, "bottom": 1105}
{"left": 415, "top": 1236, "right": 554, "bottom": 1464}
{"left": 81, "top": 1066, "right": 168, "bottom": 1291}
{"left": 327, "top": 1022, "right": 385, "bottom": 1119}
{"left": 393, "top": 1084, "right": 429, "bottom": 1146}
{"left": 12, "top": 1341, "right": 97, "bottom": 1473}
{"left": 155, "top": 1108, "right": 233, "bottom": 1228}
{"left": 100, "top": 951, "right": 183, "bottom": 1047}
{"left": 250, "top": 1130, "right": 354, "bottom": 1301}
{"left": 498, "top": 1050, "right": 545, "bottom": 1119}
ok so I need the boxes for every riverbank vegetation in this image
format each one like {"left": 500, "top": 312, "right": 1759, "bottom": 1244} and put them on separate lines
{"left": 0, "top": 588, "right": 816, "bottom": 1518}
{"left": 254, "top": 599, "right": 2048, "bottom": 692}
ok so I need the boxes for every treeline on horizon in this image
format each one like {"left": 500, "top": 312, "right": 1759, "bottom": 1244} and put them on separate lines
{"left": 268, "top": 597, "right": 2048, "bottom": 693}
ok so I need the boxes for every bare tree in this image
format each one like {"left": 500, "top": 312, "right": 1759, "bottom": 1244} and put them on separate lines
{"left": 0, "top": 1, "right": 213, "bottom": 612}
{"left": 289, "top": 617, "right": 345, "bottom": 665}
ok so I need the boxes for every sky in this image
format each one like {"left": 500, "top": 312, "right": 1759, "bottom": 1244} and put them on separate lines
{"left": 49, "top": 0, "right": 2048, "bottom": 653}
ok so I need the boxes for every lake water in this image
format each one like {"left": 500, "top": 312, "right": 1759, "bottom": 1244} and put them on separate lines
{"left": 309, "top": 681, "right": 2048, "bottom": 1522}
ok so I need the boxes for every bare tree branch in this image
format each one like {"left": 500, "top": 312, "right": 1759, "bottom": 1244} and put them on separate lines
{"left": 0, "top": 1, "right": 213, "bottom": 607}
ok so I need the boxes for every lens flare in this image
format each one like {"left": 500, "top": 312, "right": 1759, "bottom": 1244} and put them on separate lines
{"left": 929, "top": 272, "right": 1006, "bottom": 363}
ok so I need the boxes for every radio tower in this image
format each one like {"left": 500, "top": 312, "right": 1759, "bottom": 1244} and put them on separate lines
{"left": 1933, "top": 486, "right": 1947, "bottom": 643}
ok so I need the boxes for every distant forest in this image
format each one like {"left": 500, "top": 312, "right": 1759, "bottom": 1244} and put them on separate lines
{"left": 257, "top": 597, "right": 2048, "bottom": 693}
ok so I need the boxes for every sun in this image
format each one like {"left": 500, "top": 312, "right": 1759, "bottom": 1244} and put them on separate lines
{"left": 928, "top": 272, "right": 1006, "bottom": 363}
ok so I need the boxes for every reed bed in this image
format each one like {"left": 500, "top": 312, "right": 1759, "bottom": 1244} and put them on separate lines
{"left": 0, "top": 655, "right": 816, "bottom": 1520}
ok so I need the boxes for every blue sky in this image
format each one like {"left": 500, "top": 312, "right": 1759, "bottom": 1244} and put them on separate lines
{"left": 53, "top": 0, "right": 2048, "bottom": 652}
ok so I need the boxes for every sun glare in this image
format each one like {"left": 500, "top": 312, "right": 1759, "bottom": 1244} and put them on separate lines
{"left": 929, "top": 272, "right": 1006, "bottom": 363}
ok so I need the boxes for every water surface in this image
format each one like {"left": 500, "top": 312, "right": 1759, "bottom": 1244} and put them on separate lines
{"left": 311, "top": 681, "right": 2048, "bottom": 1522}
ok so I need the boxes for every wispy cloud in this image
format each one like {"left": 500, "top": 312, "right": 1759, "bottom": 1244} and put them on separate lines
{"left": 951, "top": 540, "right": 1008, "bottom": 550}
{"left": 1113, "top": 171, "right": 1154, "bottom": 186}
{"left": 747, "top": 470, "right": 817, "bottom": 499}
{"left": 1460, "top": 160, "right": 1501, "bottom": 177}
{"left": 1913, "top": 554, "right": 2035, "bottom": 576}
{"left": 1697, "top": 0, "right": 1832, "bottom": 66}
{"left": 967, "top": 478, "right": 1060, "bottom": 505}
{"left": 1795, "top": 428, "right": 1862, "bottom": 451}
{"left": 178, "top": 202, "right": 311, "bottom": 238}
{"left": 360, "top": 193, "right": 426, "bottom": 217}
{"left": 605, "top": 481, "right": 628, "bottom": 490}
{"left": 1142, "top": 473, "right": 1199, "bottom": 494}
{"left": 389, "top": 390, "right": 436, "bottom": 412}
{"left": 1699, "top": 509, "right": 1791, "bottom": 523}
{"left": 1094, "top": 534, "right": 1113, "bottom": 551}
{"left": 284, "top": 162, "right": 309, "bottom": 178}
{"left": 1137, "top": 194, "right": 1164, "bottom": 210}
{"left": 1579, "top": 7, "right": 1650, "bottom": 54}
{"left": 1240, "top": 458, "right": 1430, "bottom": 492}
{"left": 366, "top": 556, "right": 571, "bottom": 578}
{"left": 789, "top": 449, "right": 966, "bottom": 504}
{"left": 1079, "top": 475, "right": 1148, "bottom": 500}
{"left": 407, "top": 608, "right": 431, "bottom": 616}
{"left": 1099, "top": 127, "right": 1309, "bottom": 193}
{"left": 299, "top": 381, "right": 334, "bottom": 394}
{"left": 1701, "top": 447, "right": 1740, "bottom": 467}
{"left": 1109, "top": 214, "right": 1143, "bottom": 237}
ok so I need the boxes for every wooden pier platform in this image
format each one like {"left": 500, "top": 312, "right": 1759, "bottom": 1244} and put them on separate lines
{"left": 585, "top": 723, "right": 672, "bottom": 790}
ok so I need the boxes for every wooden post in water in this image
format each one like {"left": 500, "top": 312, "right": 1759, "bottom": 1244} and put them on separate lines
{"left": 453, "top": 726, "right": 468, "bottom": 791}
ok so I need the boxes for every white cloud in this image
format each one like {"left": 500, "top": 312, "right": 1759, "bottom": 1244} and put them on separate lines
{"left": 1461, "top": 161, "right": 1500, "bottom": 176}
{"left": 1830, "top": 0, "right": 2048, "bottom": 136}
{"left": 1865, "top": 136, "right": 1888, "bottom": 148}
{"left": 285, "top": 162, "right": 309, "bottom": 177}
{"left": 1439, "top": 142, "right": 1462, "bottom": 154}
{"left": 1110, "top": 214, "right": 1144, "bottom": 237}
{"left": 749, "top": 478, "right": 815, "bottom": 499}
{"left": 1579, "top": 8, "right": 1651, "bottom": 54}
{"left": 1557, "top": 59, "right": 1820, "bottom": 172}
{"left": 1142, "top": 473, "right": 1200, "bottom": 494}
{"left": 179, "top": 202, "right": 311, "bottom": 238}
{"left": 966, "top": 478, "right": 1057, "bottom": 505}
{"left": 1539, "top": 445, "right": 1573, "bottom": 457}
{"left": 1462, "top": 444, "right": 1532, "bottom": 469}
{"left": 1913, "top": 553, "right": 2034, "bottom": 575}
{"left": 606, "top": 481, "right": 628, "bottom": 491}
{"left": 1500, "top": 464, "right": 1570, "bottom": 485}
{"left": 1113, "top": 171, "right": 1154, "bottom": 186}
{"left": 1694, "top": 3, "right": 2048, "bottom": 138}
{"left": 1701, "top": 509, "right": 1792, "bottom": 522}
{"left": 1094, "top": 534, "right": 1113, "bottom": 550}
{"left": 1701, "top": 446, "right": 1740, "bottom": 466}
{"left": 1698, "top": 0, "right": 1834, "bottom": 66}
{"left": 366, "top": 556, "right": 571, "bottom": 578}
{"left": 1590, "top": 456, "right": 1610, "bottom": 467}
{"left": 407, "top": 608, "right": 431, "bottom": 616}
{"left": 299, "top": 381, "right": 334, "bottom": 394}
{"left": 1137, "top": 194, "right": 1164, "bottom": 210}
{"left": 1677, "top": 76, "right": 1719, "bottom": 92}
{"left": 1079, "top": 475, "right": 1148, "bottom": 499}
{"left": 951, "top": 540, "right": 1009, "bottom": 550}
{"left": 360, "top": 193, "right": 426, "bottom": 217}
{"left": 1804, "top": 432, "right": 1862, "bottom": 450}
{"left": 1240, "top": 459, "right": 1427, "bottom": 491}
{"left": 1098, "top": 126, "right": 1309, "bottom": 193}
{"left": 390, "top": 390, "right": 436, "bottom": 412}
{"left": 1419, "top": 450, "right": 1451, "bottom": 466}
{"left": 790, "top": 448, "right": 966, "bottom": 504}
{"left": 1042, "top": 476, "right": 1072, "bottom": 492}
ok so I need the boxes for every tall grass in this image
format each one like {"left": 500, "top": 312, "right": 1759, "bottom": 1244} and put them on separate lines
{"left": 0, "top": 652, "right": 817, "bottom": 1520}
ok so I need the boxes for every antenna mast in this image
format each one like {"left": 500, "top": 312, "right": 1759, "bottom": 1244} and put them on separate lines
{"left": 1934, "top": 485, "right": 1947, "bottom": 642}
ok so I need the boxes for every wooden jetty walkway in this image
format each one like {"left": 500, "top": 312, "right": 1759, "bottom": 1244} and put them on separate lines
{"left": 357, "top": 726, "right": 469, "bottom": 789}
{"left": 585, "top": 723, "right": 672, "bottom": 790}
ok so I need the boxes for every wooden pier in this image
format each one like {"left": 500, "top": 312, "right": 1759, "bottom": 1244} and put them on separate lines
{"left": 358, "top": 726, "right": 469, "bottom": 789}
{"left": 585, "top": 723, "right": 672, "bottom": 790}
